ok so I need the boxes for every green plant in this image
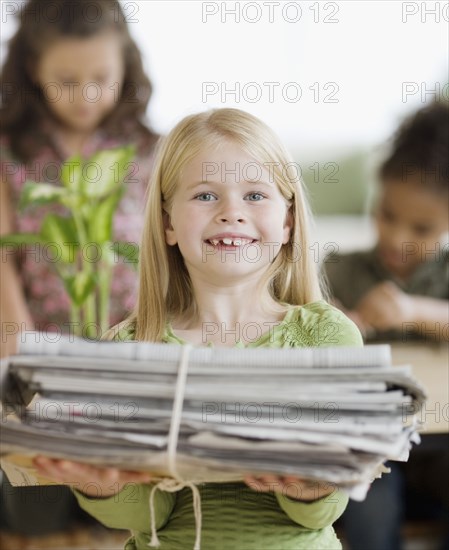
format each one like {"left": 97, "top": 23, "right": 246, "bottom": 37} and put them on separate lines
{"left": 0, "top": 146, "right": 140, "bottom": 338}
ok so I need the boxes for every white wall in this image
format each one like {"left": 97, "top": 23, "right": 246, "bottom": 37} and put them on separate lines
{"left": 1, "top": 0, "right": 447, "bottom": 158}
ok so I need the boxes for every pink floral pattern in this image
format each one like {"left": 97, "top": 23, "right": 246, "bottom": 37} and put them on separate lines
{"left": 1, "top": 130, "right": 155, "bottom": 333}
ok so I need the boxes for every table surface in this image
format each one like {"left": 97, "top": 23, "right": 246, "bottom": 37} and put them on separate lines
{"left": 390, "top": 342, "right": 449, "bottom": 434}
{"left": 312, "top": 217, "right": 448, "bottom": 434}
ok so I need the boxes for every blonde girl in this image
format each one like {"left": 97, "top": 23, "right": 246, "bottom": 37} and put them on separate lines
{"left": 34, "top": 108, "right": 363, "bottom": 550}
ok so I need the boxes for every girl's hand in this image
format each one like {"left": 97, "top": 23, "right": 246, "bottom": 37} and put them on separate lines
{"left": 33, "top": 456, "right": 153, "bottom": 498}
{"left": 244, "top": 474, "right": 336, "bottom": 502}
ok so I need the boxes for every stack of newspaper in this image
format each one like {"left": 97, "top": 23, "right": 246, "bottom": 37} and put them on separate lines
{"left": 0, "top": 333, "right": 426, "bottom": 499}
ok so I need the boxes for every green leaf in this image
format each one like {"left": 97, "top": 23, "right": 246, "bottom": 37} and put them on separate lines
{"left": 82, "top": 146, "right": 135, "bottom": 198}
{"left": 63, "top": 271, "right": 97, "bottom": 307}
{"left": 112, "top": 241, "right": 139, "bottom": 268}
{"left": 87, "top": 193, "right": 120, "bottom": 244}
{"left": 19, "top": 182, "right": 68, "bottom": 210}
{"left": 60, "top": 155, "right": 83, "bottom": 191}
{"left": 41, "top": 214, "right": 79, "bottom": 263}
{"left": 60, "top": 193, "right": 85, "bottom": 211}
{"left": 0, "top": 233, "right": 45, "bottom": 250}
{"left": 80, "top": 202, "right": 93, "bottom": 222}
{"left": 100, "top": 241, "right": 116, "bottom": 266}
{"left": 109, "top": 144, "right": 136, "bottom": 184}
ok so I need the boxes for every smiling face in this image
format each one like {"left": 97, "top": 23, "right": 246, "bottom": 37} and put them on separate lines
{"left": 164, "top": 140, "right": 292, "bottom": 284}
{"left": 375, "top": 179, "right": 449, "bottom": 278}
{"left": 34, "top": 32, "right": 125, "bottom": 132}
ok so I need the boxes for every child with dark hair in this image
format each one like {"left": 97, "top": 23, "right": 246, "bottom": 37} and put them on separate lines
{"left": 323, "top": 100, "right": 449, "bottom": 549}
{"left": 0, "top": 0, "right": 158, "bottom": 535}
{"left": 1, "top": 0, "right": 158, "bottom": 354}
{"left": 324, "top": 100, "right": 448, "bottom": 343}
{"left": 1, "top": 0, "right": 156, "bottom": 165}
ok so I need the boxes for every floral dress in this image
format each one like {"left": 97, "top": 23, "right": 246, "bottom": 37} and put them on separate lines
{"left": 1, "top": 127, "right": 156, "bottom": 332}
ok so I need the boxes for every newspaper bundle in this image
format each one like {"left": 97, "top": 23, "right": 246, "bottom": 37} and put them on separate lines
{"left": 0, "top": 333, "right": 426, "bottom": 500}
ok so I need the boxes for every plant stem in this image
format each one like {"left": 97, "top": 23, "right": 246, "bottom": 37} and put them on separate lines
{"left": 73, "top": 210, "right": 89, "bottom": 251}
{"left": 73, "top": 209, "right": 97, "bottom": 338}
{"left": 70, "top": 304, "right": 81, "bottom": 336}
{"left": 84, "top": 294, "right": 97, "bottom": 338}
{"left": 99, "top": 264, "right": 112, "bottom": 336}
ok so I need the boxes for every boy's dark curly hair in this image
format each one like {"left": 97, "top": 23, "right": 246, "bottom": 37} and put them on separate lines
{"left": 380, "top": 99, "right": 449, "bottom": 193}
{"left": 1, "top": 0, "right": 157, "bottom": 162}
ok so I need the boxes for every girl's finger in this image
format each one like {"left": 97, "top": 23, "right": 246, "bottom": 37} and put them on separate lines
{"left": 94, "top": 467, "right": 120, "bottom": 484}
{"left": 258, "top": 474, "right": 278, "bottom": 482}
{"left": 120, "top": 471, "right": 153, "bottom": 483}
{"left": 34, "top": 458, "right": 106, "bottom": 483}
{"left": 52, "top": 459, "right": 99, "bottom": 480}
{"left": 257, "top": 474, "right": 283, "bottom": 490}
{"left": 35, "top": 458, "right": 153, "bottom": 483}
{"left": 33, "top": 457, "right": 72, "bottom": 481}
{"left": 244, "top": 476, "right": 270, "bottom": 492}
{"left": 282, "top": 475, "right": 304, "bottom": 484}
{"left": 95, "top": 466, "right": 153, "bottom": 484}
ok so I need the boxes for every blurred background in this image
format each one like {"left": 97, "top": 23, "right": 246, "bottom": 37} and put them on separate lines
{"left": 1, "top": 1, "right": 447, "bottom": 549}
{"left": 2, "top": 0, "right": 447, "bottom": 223}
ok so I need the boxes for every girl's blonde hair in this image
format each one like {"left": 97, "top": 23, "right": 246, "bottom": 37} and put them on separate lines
{"left": 123, "top": 108, "right": 322, "bottom": 341}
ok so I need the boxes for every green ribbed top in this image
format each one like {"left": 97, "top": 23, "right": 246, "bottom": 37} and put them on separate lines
{"left": 75, "top": 300, "right": 363, "bottom": 549}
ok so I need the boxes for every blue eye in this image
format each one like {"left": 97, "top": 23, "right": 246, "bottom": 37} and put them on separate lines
{"left": 195, "top": 192, "right": 216, "bottom": 201}
{"left": 246, "top": 192, "right": 264, "bottom": 201}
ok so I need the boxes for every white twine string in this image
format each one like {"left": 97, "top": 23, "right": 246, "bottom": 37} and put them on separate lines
{"left": 148, "top": 344, "right": 202, "bottom": 550}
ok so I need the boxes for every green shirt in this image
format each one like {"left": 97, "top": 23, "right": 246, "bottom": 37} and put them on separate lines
{"left": 75, "top": 300, "right": 363, "bottom": 549}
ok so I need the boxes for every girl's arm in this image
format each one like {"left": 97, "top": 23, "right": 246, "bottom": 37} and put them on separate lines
{"left": 275, "top": 487, "right": 349, "bottom": 529}
{"left": 0, "top": 177, "right": 34, "bottom": 358}
{"left": 33, "top": 457, "right": 176, "bottom": 533}
{"left": 244, "top": 474, "right": 348, "bottom": 529}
